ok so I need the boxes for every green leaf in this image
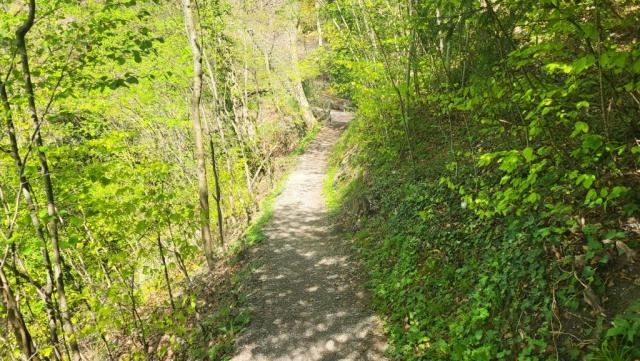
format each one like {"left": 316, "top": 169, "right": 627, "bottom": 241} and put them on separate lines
{"left": 608, "top": 186, "right": 628, "bottom": 200}
{"left": 576, "top": 101, "right": 590, "bottom": 110}
{"left": 582, "top": 174, "right": 595, "bottom": 189}
{"left": 478, "top": 153, "right": 494, "bottom": 167}
{"left": 498, "top": 153, "right": 521, "bottom": 173}
{"left": 606, "top": 318, "right": 630, "bottom": 338}
{"left": 585, "top": 189, "right": 598, "bottom": 204}
{"left": 522, "top": 147, "right": 534, "bottom": 162}
{"left": 582, "top": 134, "right": 603, "bottom": 151}
{"left": 545, "top": 62, "right": 572, "bottom": 74}
{"left": 572, "top": 55, "right": 595, "bottom": 74}
{"left": 576, "top": 173, "right": 596, "bottom": 189}
{"left": 41, "top": 347, "right": 54, "bottom": 357}
{"left": 524, "top": 192, "right": 540, "bottom": 204}
{"left": 572, "top": 121, "right": 589, "bottom": 137}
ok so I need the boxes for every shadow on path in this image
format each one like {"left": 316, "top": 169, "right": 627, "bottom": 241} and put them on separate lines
{"left": 230, "top": 114, "right": 388, "bottom": 361}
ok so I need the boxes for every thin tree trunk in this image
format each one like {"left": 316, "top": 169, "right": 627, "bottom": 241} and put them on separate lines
{"left": 241, "top": 33, "right": 256, "bottom": 138}
{"left": 0, "top": 264, "right": 40, "bottom": 361}
{"left": 230, "top": 95, "right": 255, "bottom": 195}
{"left": 114, "top": 268, "right": 147, "bottom": 353}
{"left": 209, "top": 139, "right": 225, "bottom": 247}
{"left": 1, "top": 78, "right": 61, "bottom": 360}
{"left": 157, "top": 233, "right": 176, "bottom": 312}
{"left": 167, "top": 222, "right": 190, "bottom": 283}
{"left": 70, "top": 256, "right": 115, "bottom": 361}
{"left": 367, "top": 17, "right": 415, "bottom": 165}
{"left": 15, "top": 2, "right": 80, "bottom": 358}
{"left": 200, "top": 105, "right": 226, "bottom": 248}
{"left": 315, "top": 0, "right": 324, "bottom": 47}
{"left": 201, "top": 102, "right": 225, "bottom": 248}
{"left": 181, "top": 0, "right": 216, "bottom": 270}
{"left": 356, "top": 0, "right": 378, "bottom": 58}
{"left": 202, "top": 51, "right": 240, "bottom": 223}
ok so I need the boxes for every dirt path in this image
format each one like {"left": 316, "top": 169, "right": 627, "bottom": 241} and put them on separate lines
{"left": 230, "top": 112, "right": 388, "bottom": 361}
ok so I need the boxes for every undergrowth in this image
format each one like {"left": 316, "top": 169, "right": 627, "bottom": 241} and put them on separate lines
{"left": 292, "top": 123, "right": 321, "bottom": 156}
{"left": 325, "top": 117, "right": 640, "bottom": 360}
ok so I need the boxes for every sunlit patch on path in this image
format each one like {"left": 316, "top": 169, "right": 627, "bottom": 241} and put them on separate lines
{"left": 230, "top": 113, "right": 388, "bottom": 361}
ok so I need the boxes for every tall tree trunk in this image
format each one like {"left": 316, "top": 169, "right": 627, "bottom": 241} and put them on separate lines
{"left": 202, "top": 47, "right": 245, "bottom": 228}
{"left": 229, "top": 93, "right": 255, "bottom": 197}
{"left": 289, "top": 11, "right": 316, "bottom": 129}
{"left": 241, "top": 33, "right": 256, "bottom": 138}
{"left": 15, "top": 2, "right": 80, "bottom": 359}
{"left": 200, "top": 104, "right": 226, "bottom": 248}
{"left": 1, "top": 77, "right": 62, "bottom": 361}
{"left": 315, "top": 0, "right": 324, "bottom": 47}
{"left": 181, "top": 0, "right": 216, "bottom": 270}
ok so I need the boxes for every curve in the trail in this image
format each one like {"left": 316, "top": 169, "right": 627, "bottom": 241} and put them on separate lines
{"left": 230, "top": 111, "right": 388, "bottom": 361}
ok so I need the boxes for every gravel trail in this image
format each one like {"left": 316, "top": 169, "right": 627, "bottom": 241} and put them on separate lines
{"left": 230, "top": 112, "right": 388, "bottom": 361}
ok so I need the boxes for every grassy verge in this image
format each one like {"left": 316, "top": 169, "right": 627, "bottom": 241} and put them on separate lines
{"left": 322, "top": 163, "right": 340, "bottom": 213}
{"left": 292, "top": 122, "right": 321, "bottom": 156}
{"left": 227, "top": 172, "right": 287, "bottom": 258}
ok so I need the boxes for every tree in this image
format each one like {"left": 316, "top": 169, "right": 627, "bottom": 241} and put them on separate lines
{"left": 0, "top": 264, "right": 39, "bottom": 361}
{"left": 0, "top": 0, "right": 323, "bottom": 357}
{"left": 181, "top": 0, "right": 216, "bottom": 270}
{"left": 320, "top": 0, "right": 640, "bottom": 359}
{"left": 289, "top": 2, "right": 316, "bottom": 129}
{"left": 14, "top": 0, "right": 80, "bottom": 358}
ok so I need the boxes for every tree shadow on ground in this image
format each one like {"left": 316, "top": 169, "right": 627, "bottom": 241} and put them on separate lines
{"left": 230, "top": 122, "right": 387, "bottom": 361}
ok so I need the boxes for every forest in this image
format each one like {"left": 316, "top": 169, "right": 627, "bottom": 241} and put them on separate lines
{"left": 1, "top": 0, "right": 639, "bottom": 360}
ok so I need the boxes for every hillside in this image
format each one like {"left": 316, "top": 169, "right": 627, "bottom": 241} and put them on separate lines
{"left": 1, "top": 0, "right": 639, "bottom": 360}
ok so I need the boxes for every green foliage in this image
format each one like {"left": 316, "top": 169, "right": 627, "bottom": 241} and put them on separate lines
{"left": 0, "top": 0, "right": 317, "bottom": 358}
{"left": 185, "top": 275, "right": 252, "bottom": 361}
{"left": 292, "top": 123, "right": 321, "bottom": 156}
{"left": 321, "top": 0, "right": 640, "bottom": 359}
{"left": 595, "top": 301, "right": 640, "bottom": 360}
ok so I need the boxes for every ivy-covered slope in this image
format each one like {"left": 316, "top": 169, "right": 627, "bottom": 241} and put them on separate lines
{"left": 320, "top": 1, "right": 640, "bottom": 359}
{"left": 326, "top": 112, "right": 639, "bottom": 360}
